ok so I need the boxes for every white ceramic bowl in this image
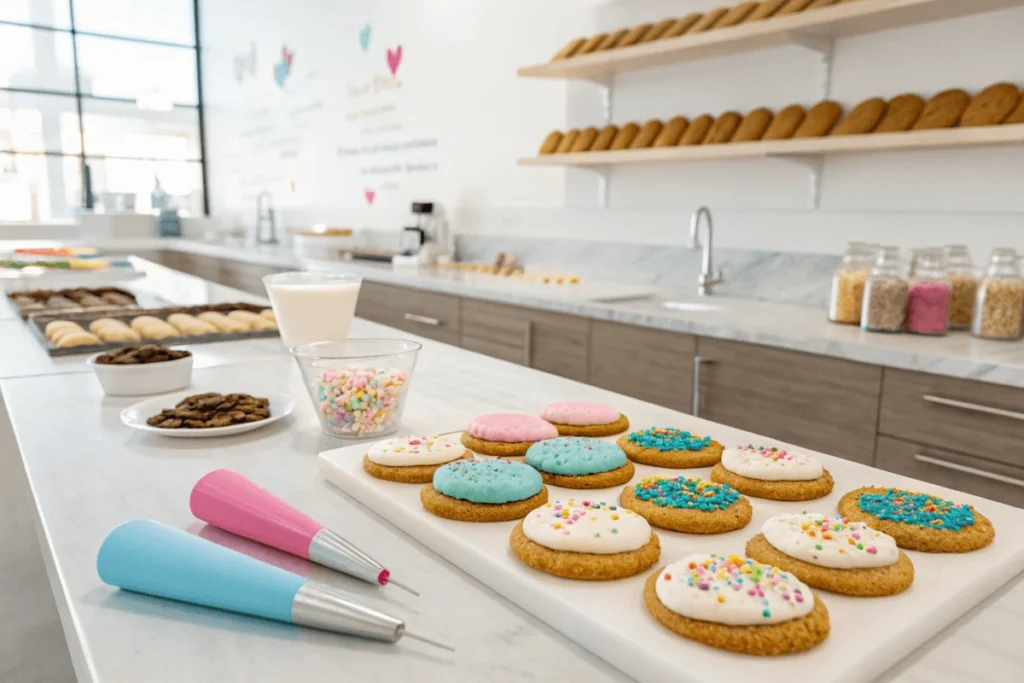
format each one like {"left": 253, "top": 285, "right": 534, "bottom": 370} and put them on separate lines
{"left": 87, "top": 352, "right": 194, "bottom": 397}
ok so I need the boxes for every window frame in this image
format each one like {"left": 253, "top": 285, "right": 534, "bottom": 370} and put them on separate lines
{"left": 0, "top": 0, "right": 208, "bottom": 216}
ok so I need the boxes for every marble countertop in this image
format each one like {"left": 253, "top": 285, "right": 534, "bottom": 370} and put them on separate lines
{"left": 3, "top": 310, "right": 1022, "bottom": 683}
{"left": 5, "top": 237, "right": 1024, "bottom": 388}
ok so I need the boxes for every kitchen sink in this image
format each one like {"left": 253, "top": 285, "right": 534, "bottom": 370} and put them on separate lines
{"left": 660, "top": 301, "right": 724, "bottom": 313}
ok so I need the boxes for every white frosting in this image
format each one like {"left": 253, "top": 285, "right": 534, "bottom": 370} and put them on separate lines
{"left": 762, "top": 513, "right": 899, "bottom": 569}
{"left": 655, "top": 554, "right": 815, "bottom": 626}
{"left": 367, "top": 434, "right": 466, "bottom": 467}
{"left": 522, "top": 500, "right": 650, "bottom": 555}
{"left": 721, "top": 444, "right": 823, "bottom": 481}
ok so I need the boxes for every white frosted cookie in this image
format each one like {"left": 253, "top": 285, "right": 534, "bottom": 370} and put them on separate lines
{"left": 367, "top": 434, "right": 466, "bottom": 467}
{"left": 721, "top": 444, "right": 822, "bottom": 481}
{"left": 655, "top": 554, "right": 813, "bottom": 625}
{"left": 762, "top": 513, "right": 898, "bottom": 569}
{"left": 522, "top": 500, "right": 650, "bottom": 554}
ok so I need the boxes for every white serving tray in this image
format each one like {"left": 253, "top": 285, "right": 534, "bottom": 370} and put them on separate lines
{"left": 320, "top": 427, "right": 1024, "bottom": 683}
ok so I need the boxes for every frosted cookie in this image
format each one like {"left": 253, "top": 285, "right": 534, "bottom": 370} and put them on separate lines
{"left": 746, "top": 513, "right": 914, "bottom": 597}
{"left": 363, "top": 433, "right": 473, "bottom": 484}
{"left": 525, "top": 437, "right": 635, "bottom": 489}
{"left": 618, "top": 427, "right": 724, "bottom": 468}
{"left": 711, "top": 444, "right": 833, "bottom": 501}
{"left": 421, "top": 459, "right": 548, "bottom": 522}
{"left": 461, "top": 413, "right": 558, "bottom": 459}
{"left": 838, "top": 487, "right": 995, "bottom": 553}
{"left": 540, "top": 401, "right": 629, "bottom": 436}
{"left": 621, "top": 476, "right": 752, "bottom": 534}
{"left": 644, "top": 554, "right": 830, "bottom": 655}
{"left": 510, "top": 499, "right": 660, "bottom": 580}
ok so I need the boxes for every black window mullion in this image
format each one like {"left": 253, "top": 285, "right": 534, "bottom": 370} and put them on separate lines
{"left": 67, "top": 0, "right": 90, "bottom": 209}
{"left": 193, "top": 0, "right": 208, "bottom": 216}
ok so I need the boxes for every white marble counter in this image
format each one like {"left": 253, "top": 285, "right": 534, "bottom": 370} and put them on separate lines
{"left": 3, "top": 314, "right": 1022, "bottom": 683}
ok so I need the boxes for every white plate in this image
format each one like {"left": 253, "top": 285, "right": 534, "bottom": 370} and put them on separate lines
{"left": 120, "top": 391, "right": 295, "bottom": 438}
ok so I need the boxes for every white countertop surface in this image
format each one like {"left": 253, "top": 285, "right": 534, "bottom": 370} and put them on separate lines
{"left": 7, "top": 236, "right": 1024, "bottom": 388}
{"left": 0, "top": 260, "right": 1021, "bottom": 682}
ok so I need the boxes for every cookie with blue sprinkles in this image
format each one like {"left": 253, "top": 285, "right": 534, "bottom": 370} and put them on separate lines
{"left": 617, "top": 427, "right": 724, "bottom": 468}
{"left": 620, "top": 476, "right": 752, "bottom": 533}
{"left": 837, "top": 486, "right": 994, "bottom": 553}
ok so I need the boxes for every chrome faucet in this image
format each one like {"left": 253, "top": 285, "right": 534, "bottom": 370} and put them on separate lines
{"left": 256, "top": 191, "right": 278, "bottom": 245}
{"left": 689, "top": 206, "right": 722, "bottom": 296}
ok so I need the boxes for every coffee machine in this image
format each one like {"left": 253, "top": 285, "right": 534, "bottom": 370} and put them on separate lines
{"left": 392, "top": 201, "right": 451, "bottom": 267}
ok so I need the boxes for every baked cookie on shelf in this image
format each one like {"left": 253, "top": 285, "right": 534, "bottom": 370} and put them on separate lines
{"left": 620, "top": 476, "right": 752, "bottom": 534}
{"left": 510, "top": 499, "right": 660, "bottom": 580}
{"left": 525, "top": 437, "right": 635, "bottom": 489}
{"left": 710, "top": 444, "right": 833, "bottom": 501}
{"left": 912, "top": 89, "right": 970, "bottom": 130}
{"left": 618, "top": 427, "right": 724, "bottom": 468}
{"left": 746, "top": 512, "right": 914, "bottom": 597}
{"left": 837, "top": 486, "right": 995, "bottom": 553}
{"left": 421, "top": 459, "right": 548, "bottom": 522}
{"left": 875, "top": 93, "right": 925, "bottom": 133}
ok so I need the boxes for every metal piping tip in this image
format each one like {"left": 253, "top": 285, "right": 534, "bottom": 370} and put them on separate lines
{"left": 387, "top": 578, "right": 420, "bottom": 597}
{"left": 405, "top": 631, "right": 455, "bottom": 652}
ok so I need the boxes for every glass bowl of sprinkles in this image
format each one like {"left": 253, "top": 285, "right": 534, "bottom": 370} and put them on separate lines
{"left": 291, "top": 339, "right": 421, "bottom": 438}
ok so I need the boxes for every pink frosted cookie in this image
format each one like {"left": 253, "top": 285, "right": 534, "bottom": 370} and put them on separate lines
{"left": 540, "top": 401, "right": 630, "bottom": 437}
{"left": 462, "top": 413, "right": 558, "bottom": 458}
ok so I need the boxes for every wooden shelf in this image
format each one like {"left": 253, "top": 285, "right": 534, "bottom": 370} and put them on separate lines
{"left": 517, "top": 125, "right": 1024, "bottom": 167}
{"left": 518, "top": 0, "right": 1024, "bottom": 81}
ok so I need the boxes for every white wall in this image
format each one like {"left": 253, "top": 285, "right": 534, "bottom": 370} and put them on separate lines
{"left": 200, "top": 0, "right": 1024, "bottom": 257}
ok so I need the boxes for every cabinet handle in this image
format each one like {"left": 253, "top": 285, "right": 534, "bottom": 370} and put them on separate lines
{"left": 523, "top": 321, "right": 533, "bottom": 366}
{"left": 913, "top": 453, "right": 1024, "bottom": 489}
{"left": 403, "top": 313, "right": 441, "bottom": 326}
{"left": 692, "top": 356, "right": 713, "bottom": 417}
{"left": 922, "top": 394, "right": 1024, "bottom": 422}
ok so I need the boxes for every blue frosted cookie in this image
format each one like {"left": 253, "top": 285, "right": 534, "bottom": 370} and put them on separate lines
{"left": 422, "top": 459, "right": 548, "bottom": 522}
{"left": 525, "top": 437, "right": 635, "bottom": 489}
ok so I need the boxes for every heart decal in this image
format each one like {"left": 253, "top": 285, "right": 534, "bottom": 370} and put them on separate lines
{"left": 359, "top": 24, "right": 372, "bottom": 52}
{"left": 386, "top": 45, "right": 402, "bottom": 76}
{"left": 364, "top": 189, "right": 376, "bottom": 206}
{"left": 282, "top": 46, "right": 294, "bottom": 68}
{"left": 273, "top": 61, "right": 288, "bottom": 87}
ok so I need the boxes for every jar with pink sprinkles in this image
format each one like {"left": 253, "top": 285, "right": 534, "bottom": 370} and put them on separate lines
{"left": 906, "top": 249, "right": 951, "bottom": 336}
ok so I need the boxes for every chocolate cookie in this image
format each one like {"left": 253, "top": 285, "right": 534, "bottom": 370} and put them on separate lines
{"left": 706, "top": 111, "right": 743, "bottom": 143}
{"left": 653, "top": 116, "right": 689, "bottom": 146}
{"left": 762, "top": 104, "right": 806, "bottom": 139}
{"left": 912, "top": 89, "right": 970, "bottom": 130}
{"left": 551, "top": 38, "right": 585, "bottom": 61}
{"left": 831, "top": 97, "right": 887, "bottom": 136}
{"left": 610, "top": 122, "right": 640, "bottom": 150}
{"left": 538, "top": 130, "right": 563, "bottom": 154}
{"left": 792, "top": 100, "right": 843, "bottom": 137}
{"left": 732, "top": 107, "right": 774, "bottom": 142}
{"left": 961, "top": 82, "right": 1021, "bottom": 127}
{"left": 554, "top": 129, "right": 580, "bottom": 154}
{"left": 717, "top": 2, "right": 760, "bottom": 28}
{"left": 875, "top": 93, "right": 925, "bottom": 133}
{"left": 591, "top": 124, "right": 619, "bottom": 151}
{"left": 662, "top": 13, "right": 704, "bottom": 38}
{"left": 569, "top": 126, "right": 600, "bottom": 152}
{"left": 629, "top": 119, "right": 664, "bottom": 148}
{"left": 679, "top": 114, "right": 714, "bottom": 145}
{"left": 686, "top": 7, "right": 730, "bottom": 33}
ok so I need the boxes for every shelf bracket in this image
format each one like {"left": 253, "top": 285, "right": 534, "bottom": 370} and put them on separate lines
{"left": 786, "top": 32, "right": 834, "bottom": 99}
{"left": 766, "top": 153, "right": 824, "bottom": 210}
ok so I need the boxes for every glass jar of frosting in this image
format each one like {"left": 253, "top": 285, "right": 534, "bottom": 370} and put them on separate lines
{"left": 972, "top": 248, "right": 1024, "bottom": 340}
{"left": 828, "top": 242, "right": 874, "bottom": 325}
{"left": 861, "top": 246, "right": 908, "bottom": 333}
{"left": 906, "top": 249, "right": 951, "bottom": 336}
{"left": 944, "top": 244, "right": 976, "bottom": 330}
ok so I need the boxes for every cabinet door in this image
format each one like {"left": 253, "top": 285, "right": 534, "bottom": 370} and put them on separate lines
{"left": 355, "top": 281, "right": 461, "bottom": 345}
{"left": 875, "top": 435, "right": 1024, "bottom": 509}
{"left": 460, "top": 300, "right": 589, "bottom": 382}
{"left": 589, "top": 321, "right": 695, "bottom": 413}
{"left": 696, "top": 338, "right": 882, "bottom": 463}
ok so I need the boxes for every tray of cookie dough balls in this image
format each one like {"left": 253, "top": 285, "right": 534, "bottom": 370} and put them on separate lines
{"left": 319, "top": 401, "right": 1024, "bottom": 683}
{"left": 31, "top": 302, "right": 278, "bottom": 356}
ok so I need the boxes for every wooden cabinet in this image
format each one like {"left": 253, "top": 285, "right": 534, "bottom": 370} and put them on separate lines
{"left": 880, "top": 369, "right": 1024, "bottom": 469}
{"left": 695, "top": 338, "right": 882, "bottom": 464}
{"left": 355, "top": 281, "right": 461, "bottom": 345}
{"left": 460, "top": 299, "right": 590, "bottom": 382}
{"left": 875, "top": 435, "right": 1024, "bottom": 508}
{"left": 589, "top": 320, "right": 695, "bottom": 413}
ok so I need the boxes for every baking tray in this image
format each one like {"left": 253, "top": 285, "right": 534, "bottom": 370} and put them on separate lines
{"left": 30, "top": 302, "right": 279, "bottom": 356}
{"left": 319, "top": 420, "right": 1024, "bottom": 683}
{"left": 7, "top": 287, "right": 143, "bottom": 320}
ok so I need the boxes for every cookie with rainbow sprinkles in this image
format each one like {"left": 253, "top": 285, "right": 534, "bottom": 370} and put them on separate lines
{"left": 525, "top": 437, "right": 635, "bottom": 489}
{"left": 510, "top": 499, "right": 661, "bottom": 580}
{"left": 362, "top": 434, "right": 472, "bottom": 484}
{"left": 710, "top": 444, "right": 833, "bottom": 501}
{"left": 617, "top": 427, "right": 724, "bottom": 468}
{"left": 644, "top": 553, "right": 830, "bottom": 655}
{"left": 421, "top": 459, "right": 548, "bottom": 522}
{"left": 745, "top": 512, "right": 914, "bottom": 597}
{"left": 619, "top": 476, "right": 752, "bottom": 534}
{"left": 837, "top": 486, "right": 995, "bottom": 553}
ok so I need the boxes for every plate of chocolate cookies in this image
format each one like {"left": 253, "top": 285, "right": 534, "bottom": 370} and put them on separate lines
{"left": 120, "top": 390, "right": 295, "bottom": 438}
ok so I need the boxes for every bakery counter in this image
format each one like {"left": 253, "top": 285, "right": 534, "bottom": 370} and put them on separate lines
{"left": 3, "top": 314, "right": 1023, "bottom": 683}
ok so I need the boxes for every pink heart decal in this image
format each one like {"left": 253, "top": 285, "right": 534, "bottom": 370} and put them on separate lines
{"left": 386, "top": 45, "right": 402, "bottom": 76}
{"left": 364, "top": 189, "right": 376, "bottom": 206}
{"left": 282, "top": 47, "right": 294, "bottom": 68}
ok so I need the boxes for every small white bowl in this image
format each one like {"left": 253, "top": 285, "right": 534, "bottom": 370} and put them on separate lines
{"left": 87, "top": 352, "right": 194, "bottom": 397}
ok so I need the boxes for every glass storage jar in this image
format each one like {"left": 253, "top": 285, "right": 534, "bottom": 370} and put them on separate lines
{"left": 861, "top": 246, "right": 908, "bottom": 333}
{"left": 828, "top": 242, "right": 874, "bottom": 325}
{"left": 906, "top": 249, "right": 950, "bottom": 335}
{"left": 944, "top": 244, "right": 976, "bottom": 330}
{"left": 972, "top": 248, "right": 1024, "bottom": 340}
